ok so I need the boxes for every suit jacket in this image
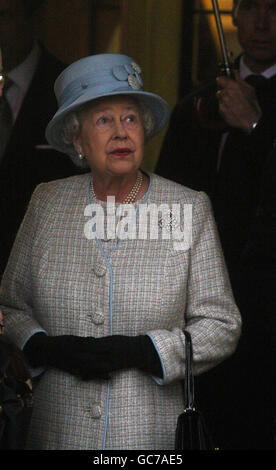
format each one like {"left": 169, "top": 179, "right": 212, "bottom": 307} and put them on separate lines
{"left": 156, "top": 70, "right": 276, "bottom": 449}
{"left": 0, "top": 46, "right": 85, "bottom": 277}
{"left": 193, "top": 149, "right": 276, "bottom": 449}
{"left": 236, "top": 147, "right": 276, "bottom": 444}
{"left": 0, "top": 173, "right": 241, "bottom": 449}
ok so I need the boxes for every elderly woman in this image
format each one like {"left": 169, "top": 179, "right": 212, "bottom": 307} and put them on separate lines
{"left": 0, "top": 53, "right": 241, "bottom": 450}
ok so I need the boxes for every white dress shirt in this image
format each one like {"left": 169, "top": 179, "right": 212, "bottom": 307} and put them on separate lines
{"left": 239, "top": 55, "right": 276, "bottom": 80}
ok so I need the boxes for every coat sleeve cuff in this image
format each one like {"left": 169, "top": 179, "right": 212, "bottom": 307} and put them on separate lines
{"left": 146, "top": 332, "right": 177, "bottom": 385}
{"left": 21, "top": 330, "right": 47, "bottom": 378}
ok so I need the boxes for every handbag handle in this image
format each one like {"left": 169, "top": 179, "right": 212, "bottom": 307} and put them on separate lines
{"left": 183, "top": 330, "right": 195, "bottom": 411}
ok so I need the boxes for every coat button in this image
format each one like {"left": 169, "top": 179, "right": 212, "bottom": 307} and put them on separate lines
{"left": 87, "top": 310, "right": 104, "bottom": 325}
{"left": 92, "top": 310, "right": 104, "bottom": 325}
{"left": 93, "top": 262, "right": 107, "bottom": 277}
{"left": 91, "top": 405, "right": 102, "bottom": 419}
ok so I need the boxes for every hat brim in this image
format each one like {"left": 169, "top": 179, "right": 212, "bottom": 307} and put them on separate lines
{"left": 45, "top": 88, "right": 170, "bottom": 155}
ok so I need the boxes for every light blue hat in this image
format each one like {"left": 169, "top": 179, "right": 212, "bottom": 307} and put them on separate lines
{"left": 45, "top": 53, "right": 170, "bottom": 155}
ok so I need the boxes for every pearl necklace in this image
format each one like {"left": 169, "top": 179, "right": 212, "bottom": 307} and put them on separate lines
{"left": 91, "top": 171, "right": 143, "bottom": 204}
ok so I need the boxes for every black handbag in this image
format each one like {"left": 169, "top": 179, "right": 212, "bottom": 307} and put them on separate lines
{"left": 175, "top": 331, "right": 214, "bottom": 450}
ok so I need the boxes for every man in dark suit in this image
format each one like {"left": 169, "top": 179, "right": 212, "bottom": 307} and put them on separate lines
{"left": 156, "top": 0, "right": 276, "bottom": 449}
{"left": 0, "top": 0, "right": 84, "bottom": 277}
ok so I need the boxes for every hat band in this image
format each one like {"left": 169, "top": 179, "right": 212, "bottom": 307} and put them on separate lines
{"left": 58, "top": 67, "right": 143, "bottom": 110}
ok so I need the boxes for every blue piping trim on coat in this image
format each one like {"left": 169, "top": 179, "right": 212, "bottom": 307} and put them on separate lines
{"left": 95, "top": 238, "right": 114, "bottom": 333}
{"left": 87, "top": 182, "right": 111, "bottom": 450}
{"left": 86, "top": 172, "right": 152, "bottom": 449}
{"left": 95, "top": 238, "right": 113, "bottom": 449}
{"left": 146, "top": 333, "right": 167, "bottom": 385}
{"left": 21, "top": 329, "right": 48, "bottom": 378}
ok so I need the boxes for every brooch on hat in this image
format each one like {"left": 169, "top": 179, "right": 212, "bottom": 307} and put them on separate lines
{"left": 112, "top": 61, "right": 143, "bottom": 90}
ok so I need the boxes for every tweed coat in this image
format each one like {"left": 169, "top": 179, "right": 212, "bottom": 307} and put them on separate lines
{"left": 0, "top": 172, "right": 241, "bottom": 450}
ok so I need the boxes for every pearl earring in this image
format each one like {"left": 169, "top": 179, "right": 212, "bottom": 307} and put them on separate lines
{"left": 78, "top": 153, "right": 84, "bottom": 160}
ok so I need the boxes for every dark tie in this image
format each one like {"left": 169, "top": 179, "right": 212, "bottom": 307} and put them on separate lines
{"left": 245, "top": 74, "right": 268, "bottom": 88}
{"left": 0, "top": 76, "right": 13, "bottom": 162}
{"left": 245, "top": 74, "right": 271, "bottom": 107}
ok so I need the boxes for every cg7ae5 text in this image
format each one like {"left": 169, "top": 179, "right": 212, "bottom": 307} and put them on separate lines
{"left": 92, "top": 454, "right": 183, "bottom": 466}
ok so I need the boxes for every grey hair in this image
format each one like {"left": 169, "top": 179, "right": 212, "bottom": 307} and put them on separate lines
{"left": 60, "top": 98, "right": 156, "bottom": 168}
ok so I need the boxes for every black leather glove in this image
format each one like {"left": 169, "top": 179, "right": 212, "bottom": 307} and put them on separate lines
{"left": 23, "top": 333, "right": 109, "bottom": 380}
{"left": 23, "top": 333, "right": 162, "bottom": 381}
{"left": 78, "top": 335, "right": 163, "bottom": 380}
